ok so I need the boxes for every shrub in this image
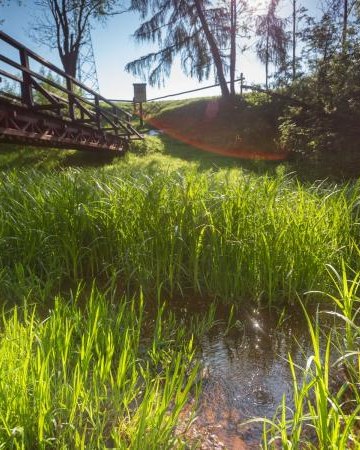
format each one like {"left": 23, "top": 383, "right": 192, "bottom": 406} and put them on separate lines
{"left": 129, "top": 136, "right": 165, "bottom": 156}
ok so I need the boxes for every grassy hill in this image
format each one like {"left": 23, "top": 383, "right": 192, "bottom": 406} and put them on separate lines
{"left": 1, "top": 94, "right": 359, "bottom": 180}
{"left": 140, "top": 94, "right": 287, "bottom": 160}
{"left": 131, "top": 94, "right": 360, "bottom": 179}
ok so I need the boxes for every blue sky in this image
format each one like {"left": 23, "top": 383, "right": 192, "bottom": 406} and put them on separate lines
{"left": 1, "top": 0, "right": 317, "bottom": 101}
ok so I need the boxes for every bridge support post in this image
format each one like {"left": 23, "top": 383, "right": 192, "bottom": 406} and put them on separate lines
{"left": 139, "top": 102, "right": 144, "bottom": 128}
{"left": 19, "top": 48, "right": 33, "bottom": 107}
{"left": 94, "top": 95, "right": 101, "bottom": 130}
{"left": 66, "top": 78, "right": 75, "bottom": 119}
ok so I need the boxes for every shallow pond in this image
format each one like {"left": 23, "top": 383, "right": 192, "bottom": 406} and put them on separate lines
{"left": 179, "top": 303, "right": 328, "bottom": 449}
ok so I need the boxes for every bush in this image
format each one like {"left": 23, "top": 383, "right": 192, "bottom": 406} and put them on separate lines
{"left": 129, "top": 136, "right": 165, "bottom": 156}
{"left": 278, "top": 50, "right": 360, "bottom": 157}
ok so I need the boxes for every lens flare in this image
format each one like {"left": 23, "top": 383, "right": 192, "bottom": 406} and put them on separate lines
{"left": 146, "top": 116, "right": 289, "bottom": 161}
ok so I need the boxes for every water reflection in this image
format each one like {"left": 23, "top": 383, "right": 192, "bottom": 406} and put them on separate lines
{"left": 196, "top": 307, "right": 311, "bottom": 448}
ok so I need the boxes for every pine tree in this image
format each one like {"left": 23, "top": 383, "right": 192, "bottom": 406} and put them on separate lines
{"left": 126, "top": 0, "right": 231, "bottom": 97}
{"left": 127, "top": 0, "right": 252, "bottom": 99}
{"left": 255, "top": 0, "right": 288, "bottom": 89}
{"left": 290, "top": 0, "right": 307, "bottom": 81}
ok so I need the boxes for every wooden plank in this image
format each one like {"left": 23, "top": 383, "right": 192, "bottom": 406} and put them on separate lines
{"left": 0, "top": 68, "right": 22, "bottom": 83}
{"left": 19, "top": 48, "right": 33, "bottom": 107}
{"left": 31, "top": 78, "right": 66, "bottom": 109}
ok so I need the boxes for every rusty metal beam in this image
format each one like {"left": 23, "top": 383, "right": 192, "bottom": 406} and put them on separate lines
{"left": 0, "top": 30, "right": 142, "bottom": 154}
{"left": 0, "top": 101, "right": 137, "bottom": 153}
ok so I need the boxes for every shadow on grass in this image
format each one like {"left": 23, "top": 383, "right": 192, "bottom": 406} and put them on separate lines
{"left": 149, "top": 133, "right": 360, "bottom": 182}
{"left": 1, "top": 136, "right": 359, "bottom": 183}
{"left": 145, "top": 133, "right": 360, "bottom": 182}
{"left": 158, "top": 134, "right": 282, "bottom": 176}
{"left": 289, "top": 153, "right": 360, "bottom": 182}
{"left": 0, "top": 144, "right": 121, "bottom": 170}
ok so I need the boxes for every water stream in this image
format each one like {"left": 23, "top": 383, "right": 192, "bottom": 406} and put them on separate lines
{"left": 185, "top": 304, "right": 321, "bottom": 449}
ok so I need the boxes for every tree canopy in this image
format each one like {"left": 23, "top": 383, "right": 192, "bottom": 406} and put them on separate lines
{"left": 126, "top": 0, "right": 251, "bottom": 98}
{"left": 255, "top": 0, "right": 288, "bottom": 89}
{"left": 32, "top": 0, "right": 120, "bottom": 78}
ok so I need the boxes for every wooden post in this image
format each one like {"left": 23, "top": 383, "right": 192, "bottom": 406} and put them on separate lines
{"left": 112, "top": 104, "right": 119, "bottom": 134}
{"left": 94, "top": 94, "right": 101, "bottom": 130}
{"left": 139, "top": 102, "right": 144, "bottom": 128}
{"left": 19, "top": 48, "right": 33, "bottom": 107}
{"left": 66, "top": 77, "right": 75, "bottom": 120}
{"left": 240, "top": 73, "right": 244, "bottom": 97}
{"left": 112, "top": 104, "right": 118, "bottom": 120}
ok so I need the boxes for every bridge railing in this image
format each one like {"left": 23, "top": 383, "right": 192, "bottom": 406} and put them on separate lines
{"left": 0, "top": 30, "right": 142, "bottom": 139}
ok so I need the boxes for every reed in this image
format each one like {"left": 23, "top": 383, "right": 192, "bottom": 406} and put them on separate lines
{"left": 0, "top": 153, "right": 359, "bottom": 447}
{"left": 0, "top": 285, "right": 214, "bottom": 448}
{"left": 0, "top": 164, "right": 358, "bottom": 305}
{"left": 258, "top": 261, "right": 360, "bottom": 448}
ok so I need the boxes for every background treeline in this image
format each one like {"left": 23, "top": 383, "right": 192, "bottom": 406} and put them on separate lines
{"left": 273, "top": 0, "right": 360, "bottom": 158}
{"left": 126, "top": 0, "right": 360, "bottom": 158}
{"left": 2, "top": 0, "right": 359, "bottom": 159}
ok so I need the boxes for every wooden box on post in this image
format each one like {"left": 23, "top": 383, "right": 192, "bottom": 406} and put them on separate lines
{"left": 133, "top": 83, "right": 146, "bottom": 127}
{"left": 133, "top": 83, "right": 147, "bottom": 103}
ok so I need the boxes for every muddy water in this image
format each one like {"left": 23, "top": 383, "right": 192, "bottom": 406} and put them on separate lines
{"left": 192, "top": 306, "right": 319, "bottom": 449}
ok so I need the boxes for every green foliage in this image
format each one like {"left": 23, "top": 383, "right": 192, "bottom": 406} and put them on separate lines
{"left": 258, "top": 260, "right": 360, "bottom": 448}
{"left": 276, "top": 2, "right": 360, "bottom": 158}
{"left": 129, "top": 136, "right": 165, "bottom": 155}
{"left": 244, "top": 91, "right": 273, "bottom": 107}
{"left": 0, "top": 162, "right": 358, "bottom": 304}
{"left": 277, "top": 45, "right": 360, "bottom": 157}
{"left": 0, "top": 286, "right": 209, "bottom": 448}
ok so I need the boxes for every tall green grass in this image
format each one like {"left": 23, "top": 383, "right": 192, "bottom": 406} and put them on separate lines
{"left": 258, "top": 261, "right": 360, "bottom": 449}
{"left": 0, "top": 285, "right": 212, "bottom": 449}
{"left": 0, "top": 165, "right": 358, "bottom": 304}
{"left": 0, "top": 152, "right": 359, "bottom": 448}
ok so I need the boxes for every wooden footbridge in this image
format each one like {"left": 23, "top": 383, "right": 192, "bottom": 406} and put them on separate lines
{"left": 0, "top": 31, "right": 142, "bottom": 153}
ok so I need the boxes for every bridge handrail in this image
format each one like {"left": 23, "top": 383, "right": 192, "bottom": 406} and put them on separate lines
{"left": 0, "top": 30, "right": 141, "bottom": 136}
{"left": 0, "top": 30, "right": 131, "bottom": 119}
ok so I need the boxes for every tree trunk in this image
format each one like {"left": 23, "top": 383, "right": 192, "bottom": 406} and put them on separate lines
{"left": 194, "top": 0, "right": 230, "bottom": 98}
{"left": 342, "top": 0, "right": 348, "bottom": 52}
{"left": 266, "top": 33, "right": 269, "bottom": 89}
{"left": 230, "top": 0, "right": 236, "bottom": 97}
{"left": 61, "top": 51, "right": 78, "bottom": 78}
{"left": 292, "top": 0, "right": 296, "bottom": 81}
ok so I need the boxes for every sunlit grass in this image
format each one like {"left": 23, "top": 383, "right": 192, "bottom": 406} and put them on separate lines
{"left": 257, "top": 260, "right": 360, "bottom": 449}
{"left": 0, "top": 164, "right": 359, "bottom": 304}
{"left": 0, "top": 285, "right": 213, "bottom": 449}
{"left": 0, "top": 142, "right": 360, "bottom": 448}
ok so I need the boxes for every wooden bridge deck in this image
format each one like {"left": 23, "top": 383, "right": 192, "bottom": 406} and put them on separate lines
{"left": 0, "top": 31, "right": 142, "bottom": 153}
